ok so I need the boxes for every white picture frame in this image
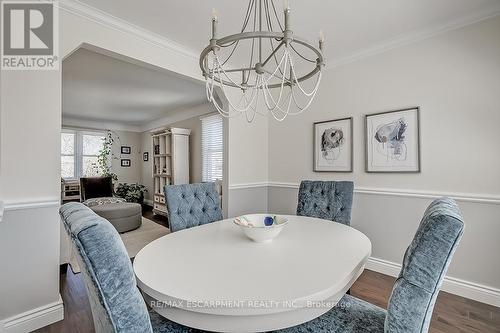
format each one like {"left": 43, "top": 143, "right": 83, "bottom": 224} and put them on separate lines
{"left": 314, "top": 117, "right": 353, "bottom": 172}
{"left": 365, "top": 107, "right": 421, "bottom": 173}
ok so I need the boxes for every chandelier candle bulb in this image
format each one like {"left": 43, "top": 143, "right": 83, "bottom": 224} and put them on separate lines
{"left": 319, "top": 30, "right": 325, "bottom": 51}
{"left": 211, "top": 8, "right": 218, "bottom": 39}
{"left": 284, "top": 7, "right": 291, "bottom": 32}
{"left": 284, "top": 0, "right": 290, "bottom": 11}
{"left": 212, "top": 8, "right": 218, "bottom": 22}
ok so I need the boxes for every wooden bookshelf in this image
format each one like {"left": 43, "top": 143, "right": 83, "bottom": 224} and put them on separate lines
{"left": 151, "top": 127, "right": 191, "bottom": 216}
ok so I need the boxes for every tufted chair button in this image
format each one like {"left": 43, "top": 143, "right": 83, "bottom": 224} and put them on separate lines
{"left": 313, "top": 203, "right": 318, "bottom": 208}
{"left": 340, "top": 207, "right": 344, "bottom": 211}
{"left": 326, "top": 206, "right": 330, "bottom": 211}
{"left": 202, "top": 208, "right": 206, "bottom": 212}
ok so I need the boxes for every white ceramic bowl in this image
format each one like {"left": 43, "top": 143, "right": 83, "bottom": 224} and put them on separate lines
{"left": 234, "top": 214, "right": 288, "bottom": 243}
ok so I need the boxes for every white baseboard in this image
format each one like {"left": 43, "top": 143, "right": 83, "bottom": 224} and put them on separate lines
{"left": 366, "top": 257, "right": 500, "bottom": 308}
{"left": 2, "top": 296, "right": 64, "bottom": 333}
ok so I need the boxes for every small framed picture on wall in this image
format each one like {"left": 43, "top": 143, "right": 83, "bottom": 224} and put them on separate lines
{"left": 143, "top": 152, "right": 149, "bottom": 162}
{"left": 121, "top": 159, "right": 131, "bottom": 167}
{"left": 314, "top": 117, "right": 353, "bottom": 172}
{"left": 121, "top": 146, "right": 131, "bottom": 154}
{"left": 365, "top": 107, "right": 420, "bottom": 173}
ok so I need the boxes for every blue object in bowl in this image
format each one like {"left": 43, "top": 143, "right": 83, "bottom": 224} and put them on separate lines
{"left": 264, "top": 216, "right": 274, "bottom": 226}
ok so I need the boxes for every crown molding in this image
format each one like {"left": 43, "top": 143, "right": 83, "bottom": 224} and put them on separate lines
{"left": 329, "top": 8, "right": 500, "bottom": 69}
{"left": 141, "top": 102, "right": 212, "bottom": 132}
{"left": 62, "top": 116, "right": 144, "bottom": 132}
{"left": 59, "top": 0, "right": 500, "bottom": 72}
{"left": 58, "top": 0, "right": 198, "bottom": 61}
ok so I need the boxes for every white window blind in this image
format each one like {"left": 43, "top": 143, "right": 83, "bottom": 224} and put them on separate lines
{"left": 202, "top": 114, "right": 223, "bottom": 182}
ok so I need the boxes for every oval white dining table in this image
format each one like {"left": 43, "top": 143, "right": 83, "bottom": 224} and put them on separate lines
{"left": 133, "top": 215, "right": 371, "bottom": 333}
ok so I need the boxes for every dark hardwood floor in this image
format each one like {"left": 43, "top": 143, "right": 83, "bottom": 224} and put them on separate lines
{"left": 35, "top": 208, "right": 500, "bottom": 332}
{"left": 142, "top": 205, "right": 169, "bottom": 228}
{"left": 36, "top": 269, "right": 500, "bottom": 333}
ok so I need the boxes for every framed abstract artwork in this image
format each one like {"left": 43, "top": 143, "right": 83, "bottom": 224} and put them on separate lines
{"left": 143, "top": 152, "right": 149, "bottom": 162}
{"left": 314, "top": 117, "right": 353, "bottom": 172}
{"left": 365, "top": 107, "right": 420, "bottom": 173}
{"left": 121, "top": 159, "right": 131, "bottom": 167}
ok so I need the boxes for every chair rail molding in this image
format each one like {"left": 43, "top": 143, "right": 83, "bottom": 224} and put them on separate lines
{"left": 228, "top": 182, "right": 269, "bottom": 190}
{"left": 3, "top": 198, "right": 61, "bottom": 211}
{"left": 265, "top": 182, "right": 500, "bottom": 205}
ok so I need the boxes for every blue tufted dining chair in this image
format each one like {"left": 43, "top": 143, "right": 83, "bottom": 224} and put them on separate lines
{"left": 164, "top": 182, "right": 223, "bottom": 232}
{"left": 296, "top": 180, "right": 354, "bottom": 225}
{"left": 278, "top": 197, "right": 465, "bottom": 333}
{"left": 60, "top": 202, "right": 193, "bottom": 333}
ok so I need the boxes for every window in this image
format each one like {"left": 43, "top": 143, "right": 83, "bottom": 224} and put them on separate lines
{"left": 61, "top": 132, "right": 75, "bottom": 178}
{"left": 202, "top": 114, "right": 223, "bottom": 182}
{"left": 61, "top": 129, "right": 105, "bottom": 179}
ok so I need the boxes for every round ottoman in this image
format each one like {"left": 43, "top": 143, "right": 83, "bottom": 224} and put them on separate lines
{"left": 91, "top": 202, "right": 142, "bottom": 233}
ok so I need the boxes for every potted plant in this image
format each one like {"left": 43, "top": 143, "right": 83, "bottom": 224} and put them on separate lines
{"left": 115, "top": 183, "right": 148, "bottom": 205}
{"left": 97, "top": 132, "right": 118, "bottom": 182}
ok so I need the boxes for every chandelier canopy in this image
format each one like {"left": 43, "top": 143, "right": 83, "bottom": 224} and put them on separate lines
{"left": 199, "top": 0, "right": 325, "bottom": 122}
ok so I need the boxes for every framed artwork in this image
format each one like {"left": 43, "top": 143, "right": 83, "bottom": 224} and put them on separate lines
{"left": 365, "top": 107, "right": 420, "bottom": 173}
{"left": 143, "top": 152, "right": 149, "bottom": 162}
{"left": 121, "top": 146, "right": 131, "bottom": 154}
{"left": 121, "top": 159, "right": 131, "bottom": 167}
{"left": 314, "top": 117, "right": 353, "bottom": 172}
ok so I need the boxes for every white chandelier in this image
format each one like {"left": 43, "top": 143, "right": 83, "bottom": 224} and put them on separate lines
{"left": 199, "top": 0, "right": 325, "bottom": 122}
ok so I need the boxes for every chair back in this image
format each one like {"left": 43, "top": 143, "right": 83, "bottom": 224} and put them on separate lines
{"left": 296, "top": 180, "right": 354, "bottom": 225}
{"left": 164, "top": 182, "right": 223, "bottom": 232}
{"left": 385, "top": 197, "right": 464, "bottom": 333}
{"left": 80, "top": 176, "right": 114, "bottom": 201}
{"left": 60, "top": 203, "right": 152, "bottom": 333}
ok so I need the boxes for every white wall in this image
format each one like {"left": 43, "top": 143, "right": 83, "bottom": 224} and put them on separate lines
{"left": 267, "top": 16, "right": 500, "bottom": 306}
{"left": 169, "top": 115, "right": 203, "bottom": 184}
{"left": 0, "top": 3, "right": 208, "bottom": 330}
{"left": 226, "top": 86, "right": 270, "bottom": 217}
{"left": 0, "top": 68, "right": 63, "bottom": 330}
{"left": 110, "top": 130, "right": 143, "bottom": 185}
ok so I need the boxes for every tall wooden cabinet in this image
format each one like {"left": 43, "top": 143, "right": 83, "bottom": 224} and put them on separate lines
{"left": 151, "top": 127, "right": 191, "bottom": 216}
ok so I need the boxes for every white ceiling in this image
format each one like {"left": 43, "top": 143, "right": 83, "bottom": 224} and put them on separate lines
{"left": 62, "top": 48, "right": 206, "bottom": 127}
{"left": 76, "top": 0, "right": 500, "bottom": 64}
{"left": 63, "top": 1, "right": 500, "bottom": 128}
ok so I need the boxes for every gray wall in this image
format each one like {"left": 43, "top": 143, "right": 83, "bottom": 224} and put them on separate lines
{"left": 265, "top": 16, "right": 500, "bottom": 305}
